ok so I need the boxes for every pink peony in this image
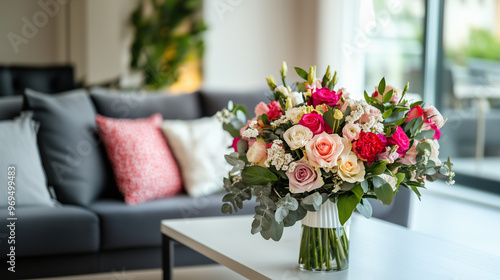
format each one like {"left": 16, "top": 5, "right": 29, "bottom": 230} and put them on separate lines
{"left": 308, "top": 87, "right": 342, "bottom": 108}
{"left": 298, "top": 111, "right": 332, "bottom": 135}
{"left": 267, "top": 101, "right": 283, "bottom": 120}
{"left": 254, "top": 102, "right": 269, "bottom": 117}
{"left": 388, "top": 126, "right": 410, "bottom": 155}
{"left": 286, "top": 158, "right": 324, "bottom": 194}
{"left": 342, "top": 123, "right": 361, "bottom": 141}
{"left": 305, "top": 132, "right": 344, "bottom": 169}
{"left": 406, "top": 105, "right": 424, "bottom": 123}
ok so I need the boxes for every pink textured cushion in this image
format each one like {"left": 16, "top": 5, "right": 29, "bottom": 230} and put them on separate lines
{"left": 95, "top": 113, "right": 182, "bottom": 205}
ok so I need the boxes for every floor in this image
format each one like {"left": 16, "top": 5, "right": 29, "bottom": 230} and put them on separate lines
{"left": 33, "top": 265, "right": 246, "bottom": 280}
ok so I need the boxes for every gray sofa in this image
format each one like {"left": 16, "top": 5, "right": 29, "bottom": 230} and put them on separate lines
{"left": 0, "top": 68, "right": 410, "bottom": 280}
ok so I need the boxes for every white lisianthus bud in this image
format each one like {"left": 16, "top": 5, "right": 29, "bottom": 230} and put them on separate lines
{"left": 281, "top": 61, "right": 288, "bottom": 78}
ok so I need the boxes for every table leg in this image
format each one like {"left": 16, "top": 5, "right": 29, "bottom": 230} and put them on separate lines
{"left": 162, "top": 234, "right": 174, "bottom": 280}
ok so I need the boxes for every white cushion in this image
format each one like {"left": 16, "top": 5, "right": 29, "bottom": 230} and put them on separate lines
{"left": 161, "top": 116, "right": 232, "bottom": 197}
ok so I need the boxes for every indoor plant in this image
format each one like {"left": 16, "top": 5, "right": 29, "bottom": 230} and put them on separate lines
{"left": 218, "top": 62, "right": 454, "bottom": 271}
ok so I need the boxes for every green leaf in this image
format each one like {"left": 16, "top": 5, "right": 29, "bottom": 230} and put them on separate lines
{"left": 337, "top": 192, "right": 362, "bottom": 225}
{"left": 351, "top": 184, "right": 364, "bottom": 199}
{"left": 382, "top": 108, "right": 393, "bottom": 119}
{"left": 414, "top": 129, "right": 435, "bottom": 141}
{"left": 241, "top": 166, "right": 278, "bottom": 185}
{"left": 410, "top": 101, "right": 424, "bottom": 108}
{"left": 251, "top": 215, "right": 270, "bottom": 235}
{"left": 368, "top": 162, "right": 386, "bottom": 176}
{"left": 294, "top": 67, "right": 309, "bottom": 80}
{"left": 323, "top": 110, "right": 335, "bottom": 131}
{"left": 275, "top": 206, "right": 289, "bottom": 223}
{"left": 373, "top": 176, "right": 396, "bottom": 205}
{"left": 221, "top": 203, "right": 233, "bottom": 214}
{"left": 382, "top": 89, "right": 394, "bottom": 103}
{"left": 261, "top": 218, "right": 284, "bottom": 241}
{"left": 222, "top": 122, "right": 241, "bottom": 138}
{"left": 356, "top": 198, "right": 373, "bottom": 219}
{"left": 378, "top": 77, "right": 386, "bottom": 95}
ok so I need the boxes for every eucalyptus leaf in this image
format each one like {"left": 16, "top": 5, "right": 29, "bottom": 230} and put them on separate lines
{"left": 415, "top": 129, "right": 435, "bottom": 141}
{"left": 356, "top": 198, "right": 373, "bottom": 219}
{"left": 275, "top": 206, "right": 289, "bottom": 223}
{"left": 302, "top": 192, "right": 323, "bottom": 211}
{"left": 221, "top": 203, "right": 233, "bottom": 214}
{"left": 360, "top": 180, "right": 369, "bottom": 192}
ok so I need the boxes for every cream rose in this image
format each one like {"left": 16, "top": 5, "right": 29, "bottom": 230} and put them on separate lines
{"left": 246, "top": 139, "right": 267, "bottom": 167}
{"left": 342, "top": 123, "right": 361, "bottom": 141}
{"left": 283, "top": 125, "right": 313, "bottom": 150}
{"left": 285, "top": 106, "right": 304, "bottom": 124}
{"left": 305, "top": 132, "right": 344, "bottom": 169}
{"left": 286, "top": 158, "right": 324, "bottom": 193}
{"left": 379, "top": 174, "right": 398, "bottom": 191}
{"left": 338, "top": 152, "right": 366, "bottom": 183}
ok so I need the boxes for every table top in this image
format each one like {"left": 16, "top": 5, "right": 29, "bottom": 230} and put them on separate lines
{"left": 161, "top": 214, "right": 500, "bottom": 280}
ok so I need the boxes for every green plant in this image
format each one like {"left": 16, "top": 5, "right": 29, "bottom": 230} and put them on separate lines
{"left": 465, "top": 28, "right": 500, "bottom": 61}
{"left": 130, "top": 0, "right": 206, "bottom": 90}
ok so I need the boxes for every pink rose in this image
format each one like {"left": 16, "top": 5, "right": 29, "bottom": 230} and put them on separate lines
{"left": 399, "top": 140, "right": 418, "bottom": 165}
{"left": 286, "top": 158, "right": 324, "bottom": 194}
{"left": 246, "top": 139, "right": 267, "bottom": 167}
{"left": 308, "top": 87, "right": 342, "bottom": 107}
{"left": 305, "top": 132, "right": 344, "bottom": 169}
{"left": 406, "top": 105, "right": 424, "bottom": 123}
{"left": 372, "top": 85, "right": 401, "bottom": 104}
{"left": 254, "top": 102, "right": 269, "bottom": 117}
{"left": 298, "top": 111, "right": 332, "bottom": 135}
{"left": 359, "top": 106, "right": 381, "bottom": 124}
{"left": 388, "top": 126, "right": 410, "bottom": 155}
{"left": 267, "top": 101, "right": 283, "bottom": 120}
{"left": 423, "top": 105, "right": 445, "bottom": 129}
{"left": 231, "top": 137, "right": 241, "bottom": 152}
{"left": 342, "top": 123, "right": 361, "bottom": 141}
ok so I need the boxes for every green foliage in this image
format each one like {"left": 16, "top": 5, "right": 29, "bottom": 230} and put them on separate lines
{"left": 466, "top": 29, "right": 500, "bottom": 61}
{"left": 129, "top": 0, "right": 206, "bottom": 89}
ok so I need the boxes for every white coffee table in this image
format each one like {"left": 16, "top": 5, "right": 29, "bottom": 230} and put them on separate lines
{"left": 161, "top": 215, "right": 500, "bottom": 280}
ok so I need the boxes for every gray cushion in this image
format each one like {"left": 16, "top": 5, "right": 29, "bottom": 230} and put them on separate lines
{"left": 0, "top": 205, "right": 100, "bottom": 257}
{"left": 0, "top": 112, "right": 54, "bottom": 207}
{"left": 89, "top": 194, "right": 256, "bottom": 250}
{"left": 90, "top": 89, "right": 203, "bottom": 120}
{"left": 0, "top": 96, "right": 22, "bottom": 120}
{"left": 24, "top": 89, "right": 115, "bottom": 206}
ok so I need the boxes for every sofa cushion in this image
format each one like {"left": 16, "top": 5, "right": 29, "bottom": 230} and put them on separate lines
{"left": 0, "top": 112, "right": 55, "bottom": 207}
{"left": 89, "top": 194, "right": 255, "bottom": 250}
{"left": 90, "top": 89, "right": 203, "bottom": 120}
{"left": 95, "top": 114, "right": 182, "bottom": 205}
{"left": 0, "top": 96, "right": 22, "bottom": 120}
{"left": 199, "top": 89, "right": 269, "bottom": 117}
{"left": 24, "top": 89, "right": 115, "bottom": 206}
{"left": 0, "top": 205, "right": 100, "bottom": 257}
{"left": 161, "top": 116, "right": 232, "bottom": 197}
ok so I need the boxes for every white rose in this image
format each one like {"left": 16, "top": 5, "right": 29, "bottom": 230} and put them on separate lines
{"left": 379, "top": 174, "right": 398, "bottom": 191}
{"left": 283, "top": 125, "right": 313, "bottom": 150}
{"left": 289, "top": 91, "right": 304, "bottom": 107}
{"left": 285, "top": 106, "right": 304, "bottom": 124}
{"left": 338, "top": 152, "right": 366, "bottom": 183}
{"left": 424, "top": 139, "right": 442, "bottom": 166}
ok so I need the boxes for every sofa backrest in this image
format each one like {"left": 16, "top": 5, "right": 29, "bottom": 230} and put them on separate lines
{"left": 0, "top": 66, "right": 76, "bottom": 97}
{"left": 0, "top": 95, "right": 23, "bottom": 120}
{"left": 199, "top": 89, "right": 269, "bottom": 117}
{"left": 90, "top": 89, "right": 203, "bottom": 120}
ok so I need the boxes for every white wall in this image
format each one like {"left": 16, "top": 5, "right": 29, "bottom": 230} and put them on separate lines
{"left": 0, "top": 0, "right": 68, "bottom": 64}
{"left": 202, "top": 0, "right": 318, "bottom": 91}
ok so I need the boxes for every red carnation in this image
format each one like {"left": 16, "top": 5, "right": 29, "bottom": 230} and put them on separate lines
{"left": 267, "top": 101, "right": 283, "bottom": 120}
{"left": 353, "top": 131, "right": 386, "bottom": 164}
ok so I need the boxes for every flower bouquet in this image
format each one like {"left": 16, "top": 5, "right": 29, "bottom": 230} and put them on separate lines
{"left": 218, "top": 62, "right": 454, "bottom": 271}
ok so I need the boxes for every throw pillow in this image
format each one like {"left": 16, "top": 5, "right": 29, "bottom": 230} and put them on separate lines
{"left": 24, "top": 89, "right": 115, "bottom": 206}
{"left": 95, "top": 113, "right": 182, "bottom": 205}
{"left": 0, "top": 112, "right": 55, "bottom": 207}
{"left": 161, "top": 116, "right": 232, "bottom": 197}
